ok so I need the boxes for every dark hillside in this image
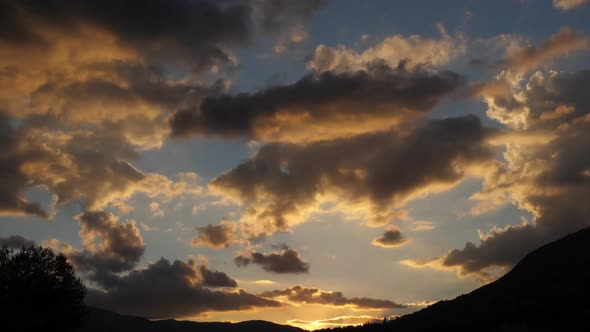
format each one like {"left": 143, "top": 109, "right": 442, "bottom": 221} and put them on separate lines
{"left": 77, "top": 307, "right": 304, "bottom": 332}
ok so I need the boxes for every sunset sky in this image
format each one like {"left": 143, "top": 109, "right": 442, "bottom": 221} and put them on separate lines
{"left": 1, "top": 0, "right": 590, "bottom": 329}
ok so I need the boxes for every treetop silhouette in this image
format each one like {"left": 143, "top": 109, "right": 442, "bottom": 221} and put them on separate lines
{"left": 0, "top": 245, "right": 87, "bottom": 331}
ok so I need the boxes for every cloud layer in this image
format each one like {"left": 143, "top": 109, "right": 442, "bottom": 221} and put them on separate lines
{"left": 307, "top": 24, "right": 465, "bottom": 73}
{"left": 211, "top": 115, "right": 495, "bottom": 237}
{"left": 170, "top": 65, "right": 463, "bottom": 142}
{"left": 235, "top": 247, "right": 310, "bottom": 274}
{"left": 259, "top": 285, "right": 405, "bottom": 309}
{"left": 86, "top": 257, "right": 280, "bottom": 318}
{"left": 399, "top": 30, "right": 590, "bottom": 280}
{"left": 440, "top": 68, "right": 590, "bottom": 279}
{"left": 0, "top": 0, "right": 323, "bottom": 218}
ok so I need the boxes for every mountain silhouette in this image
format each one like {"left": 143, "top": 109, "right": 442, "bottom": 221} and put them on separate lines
{"left": 75, "top": 307, "right": 303, "bottom": 332}
{"left": 320, "top": 226, "right": 590, "bottom": 332}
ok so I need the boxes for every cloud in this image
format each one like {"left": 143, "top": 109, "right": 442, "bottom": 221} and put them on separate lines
{"left": 483, "top": 69, "right": 590, "bottom": 129}
{"left": 498, "top": 27, "right": 587, "bottom": 74}
{"left": 0, "top": 235, "right": 35, "bottom": 248}
{"left": 3, "top": 61, "right": 218, "bottom": 149}
{"left": 405, "top": 300, "right": 438, "bottom": 307}
{"left": 553, "top": 0, "right": 590, "bottom": 11}
{"left": 234, "top": 247, "right": 310, "bottom": 274}
{"left": 0, "top": 114, "right": 203, "bottom": 217}
{"left": 422, "top": 69, "right": 590, "bottom": 280}
{"left": 0, "top": 0, "right": 326, "bottom": 120}
{"left": 49, "top": 211, "right": 146, "bottom": 277}
{"left": 56, "top": 215, "right": 242, "bottom": 303}
{"left": 399, "top": 257, "right": 447, "bottom": 272}
{"left": 440, "top": 224, "right": 542, "bottom": 280}
{"left": 0, "top": 0, "right": 325, "bottom": 126}
{"left": 198, "top": 265, "right": 238, "bottom": 288}
{"left": 0, "top": 0, "right": 253, "bottom": 71}
{"left": 410, "top": 221, "right": 436, "bottom": 232}
{"left": 149, "top": 202, "right": 165, "bottom": 217}
{"left": 211, "top": 115, "right": 495, "bottom": 237}
{"left": 288, "top": 315, "right": 391, "bottom": 329}
{"left": 256, "top": 0, "right": 326, "bottom": 55}
{"left": 86, "top": 257, "right": 281, "bottom": 318}
{"left": 372, "top": 225, "right": 408, "bottom": 248}
{"left": 471, "top": 28, "right": 588, "bottom": 87}
{"left": 169, "top": 65, "right": 463, "bottom": 142}
{"left": 0, "top": 0, "right": 323, "bottom": 221}
{"left": 192, "top": 222, "right": 238, "bottom": 249}
{"left": 254, "top": 279, "right": 277, "bottom": 284}
{"left": 259, "top": 285, "right": 406, "bottom": 309}
{"left": 196, "top": 256, "right": 238, "bottom": 288}
{"left": 47, "top": 212, "right": 269, "bottom": 318}
{"left": 0, "top": 114, "right": 49, "bottom": 218}
{"left": 0, "top": 2, "right": 229, "bottom": 149}
{"left": 273, "top": 23, "right": 309, "bottom": 55}
{"left": 307, "top": 24, "right": 465, "bottom": 73}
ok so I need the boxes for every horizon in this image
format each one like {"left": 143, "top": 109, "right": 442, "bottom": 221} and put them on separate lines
{"left": 1, "top": 1, "right": 590, "bottom": 330}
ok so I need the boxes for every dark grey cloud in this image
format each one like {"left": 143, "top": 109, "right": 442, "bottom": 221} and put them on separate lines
{"left": 0, "top": 114, "right": 48, "bottom": 217}
{"left": 234, "top": 247, "right": 310, "bottom": 274}
{"left": 170, "top": 65, "right": 463, "bottom": 141}
{"left": 86, "top": 257, "right": 280, "bottom": 318}
{"left": 67, "top": 211, "right": 145, "bottom": 276}
{"left": 1, "top": 0, "right": 326, "bottom": 71}
{"left": 211, "top": 115, "right": 495, "bottom": 235}
{"left": 0, "top": 235, "right": 35, "bottom": 248}
{"left": 372, "top": 225, "right": 408, "bottom": 248}
{"left": 198, "top": 265, "right": 238, "bottom": 288}
{"left": 260, "top": 285, "right": 406, "bottom": 309}
{"left": 441, "top": 224, "right": 544, "bottom": 279}
{"left": 519, "top": 70, "right": 590, "bottom": 127}
{"left": 0, "top": 0, "right": 251, "bottom": 71}
{"left": 192, "top": 223, "right": 237, "bottom": 249}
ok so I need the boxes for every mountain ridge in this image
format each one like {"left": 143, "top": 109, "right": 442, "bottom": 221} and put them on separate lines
{"left": 76, "top": 307, "right": 304, "bottom": 332}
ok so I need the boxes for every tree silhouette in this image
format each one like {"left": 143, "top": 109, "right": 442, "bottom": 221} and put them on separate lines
{"left": 0, "top": 245, "right": 87, "bottom": 331}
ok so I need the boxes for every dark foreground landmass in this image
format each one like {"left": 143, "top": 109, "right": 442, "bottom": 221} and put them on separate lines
{"left": 76, "top": 307, "right": 304, "bottom": 332}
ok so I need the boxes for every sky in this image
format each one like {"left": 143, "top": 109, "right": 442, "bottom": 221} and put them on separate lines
{"left": 1, "top": 0, "right": 590, "bottom": 329}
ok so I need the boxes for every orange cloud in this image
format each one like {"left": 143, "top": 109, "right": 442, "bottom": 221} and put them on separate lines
{"left": 259, "top": 285, "right": 405, "bottom": 310}
{"left": 553, "top": 0, "right": 590, "bottom": 10}
{"left": 210, "top": 116, "right": 495, "bottom": 238}
{"left": 307, "top": 24, "right": 465, "bottom": 73}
